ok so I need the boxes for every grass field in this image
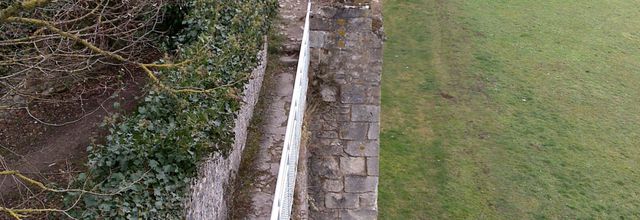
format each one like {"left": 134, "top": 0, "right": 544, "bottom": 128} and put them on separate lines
{"left": 379, "top": 0, "right": 640, "bottom": 219}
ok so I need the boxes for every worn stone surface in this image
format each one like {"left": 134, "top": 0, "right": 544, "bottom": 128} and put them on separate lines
{"left": 315, "top": 144, "right": 344, "bottom": 156}
{"left": 310, "top": 30, "right": 330, "bottom": 48}
{"left": 340, "top": 156, "right": 366, "bottom": 175}
{"left": 322, "top": 179, "right": 343, "bottom": 192}
{"left": 340, "top": 209, "right": 378, "bottom": 220}
{"left": 318, "top": 130, "right": 339, "bottom": 139}
{"left": 346, "top": 18, "right": 372, "bottom": 32}
{"left": 311, "top": 156, "right": 342, "bottom": 179}
{"left": 367, "top": 122, "right": 379, "bottom": 140}
{"left": 345, "top": 140, "right": 378, "bottom": 157}
{"left": 351, "top": 105, "right": 379, "bottom": 122}
{"left": 366, "top": 157, "right": 379, "bottom": 176}
{"left": 345, "top": 176, "right": 378, "bottom": 193}
{"left": 307, "top": 1, "right": 382, "bottom": 219}
{"left": 340, "top": 84, "right": 367, "bottom": 104}
{"left": 320, "top": 85, "right": 337, "bottom": 102}
{"left": 314, "top": 210, "right": 340, "bottom": 220}
{"left": 325, "top": 193, "right": 359, "bottom": 208}
{"left": 334, "top": 8, "right": 370, "bottom": 18}
{"left": 339, "top": 122, "right": 369, "bottom": 140}
{"left": 359, "top": 193, "right": 378, "bottom": 209}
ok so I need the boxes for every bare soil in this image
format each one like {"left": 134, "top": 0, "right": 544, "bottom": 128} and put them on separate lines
{"left": 0, "top": 65, "right": 148, "bottom": 219}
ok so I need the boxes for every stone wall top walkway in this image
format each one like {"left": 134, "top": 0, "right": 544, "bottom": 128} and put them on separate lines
{"left": 306, "top": 1, "right": 383, "bottom": 219}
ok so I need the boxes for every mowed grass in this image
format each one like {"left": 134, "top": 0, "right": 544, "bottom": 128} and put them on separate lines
{"left": 380, "top": 0, "right": 640, "bottom": 219}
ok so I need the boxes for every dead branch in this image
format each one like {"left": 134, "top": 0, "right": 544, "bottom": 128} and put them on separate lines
{"left": 1, "top": 0, "right": 174, "bottom": 112}
{"left": 0, "top": 169, "right": 149, "bottom": 219}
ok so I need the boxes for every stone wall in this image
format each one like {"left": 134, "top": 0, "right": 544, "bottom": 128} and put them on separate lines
{"left": 306, "top": 1, "right": 383, "bottom": 219}
{"left": 185, "top": 42, "right": 267, "bottom": 220}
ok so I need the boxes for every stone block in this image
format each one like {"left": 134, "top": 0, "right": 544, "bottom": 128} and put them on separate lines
{"left": 320, "top": 85, "right": 337, "bottom": 102}
{"left": 311, "top": 156, "right": 341, "bottom": 179}
{"left": 341, "top": 84, "right": 367, "bottom": 104}
{"left": 338, "top": 104, "right": 351, "bottom": 114}
{"left": 340, "top": 209, "right": 378, "bottom": 220}
{"left": 366, "top": 84, "right": 381, "bottom": 105}
{"left": 339, "top": 122, "right": 368, "bottom": 140}
{"left": 311, "top": 47, "right": 331, "bottom": 65}
{"left": 318, "top": 7, "right": 338, "bottom": 18}
{"left": 367, "top": 122, "right": 379, "bottom": 140}
{"left": 318, "top": 130, "right": 338, "bottom": 139}
{"left": 370, "top": 48, "right": 383, "bottom": 61}
{"left": 368, "top": 33, "right": 384, "bottom": 49}
{"left": 334, "top": 8, "right": 370, "bottom": 18}
{"left": 345, "top": 64, "right": 367, "bottom": 77}
{"left": 313, "top": 209, "right": 340, "bottom": 219}
{"left": 363, "top": 71, "right": 381, "bottom": 83}
{"left": 345, "top": 176, "right": 378, "bottom": 193}
{"left": 321, "top": 111, "right": 337, "bottom": 121}
{"left": 351, "top": 105, "right": 379, "bottom": 122}
{"left": 310, "top": 31, "right": 329, "bottom": 48}
{"left": 325, "top": 193, "right": 359, "bottom": 209}
{"left": 359, "top": 192, "right": 378, "bottom": 209}
{"left": 310, "top": 18, "right": 333, "bottom": 31}
{"left": 349, "top": 54, "right": 364, "bottom": 62}
{"left": 347, "top": 18, "right": 373, "bottom": 33}
{"left": 323, "top": 179, "right": 344, "bottom": 192}
{"left": 343, "top": 32, "right": 382, "bottom": 50}
{"left": 338, "top": 113, "right": 351, "bottom": 122}
{"left": 337, "top": 105, "right": 351, "bottom": 121}
{"left": 340, "top": 0, "right": 372, "bottom": 6}
{"left": 322, "top": 119, "right": 338, "bottom": 131}
{"left": 340, "top": 156, "right": 366, "bottom": 175}
{"left": 331, "top": 50, "right": 351, "bottom": 62}
{"left": 334, "top": 72, "right": 350, "bottom": 84}
{"left": 314, "top": 143, "right": 344, "bottom": 156}
{"left": 320, "top": 138, "right": 343, "bottom": 146}
{"left": 366, "top": 157, "right": 378, "bottom": 176}
{"left": 345, "top": 140, "right": 378, "bottom": 157}
{"left": 309, "top": 121, "right": 323, "bottom": 131}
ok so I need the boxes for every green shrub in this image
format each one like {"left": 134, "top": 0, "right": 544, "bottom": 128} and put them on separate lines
{"left": 68, "top": 0, "right": 278, "bottom": 218}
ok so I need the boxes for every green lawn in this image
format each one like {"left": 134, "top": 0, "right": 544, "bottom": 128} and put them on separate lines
{"left": 380, "top": 0, "right": 640, "bottom": 219}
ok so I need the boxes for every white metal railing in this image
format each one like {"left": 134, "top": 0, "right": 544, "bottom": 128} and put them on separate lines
{"left": 270, "top": 1, "right": 312, "bottom": 220}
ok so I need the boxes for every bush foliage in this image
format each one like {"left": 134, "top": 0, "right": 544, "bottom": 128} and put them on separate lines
{"left": 68, "top": 0, "right": 277, "bottom": 218}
